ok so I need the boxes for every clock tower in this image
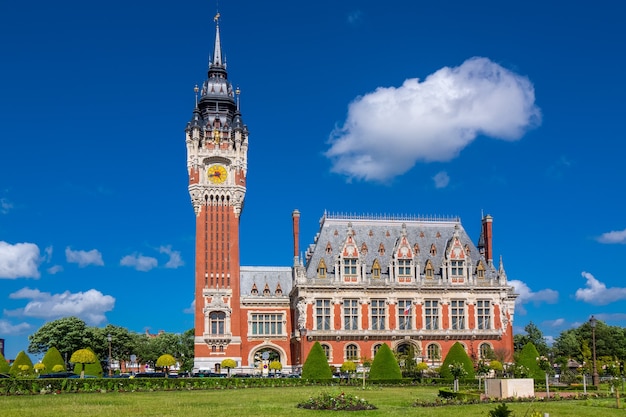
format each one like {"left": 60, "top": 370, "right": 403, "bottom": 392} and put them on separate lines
{"left": 185, "top": 14, "right": 248, "bottom": 371}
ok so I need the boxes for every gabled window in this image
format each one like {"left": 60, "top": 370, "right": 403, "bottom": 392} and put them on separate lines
{"left": 398, "top": 259, "right": 412, "bottom": 282}
{"left": 450, "top": 260, "right": 465, "bottom": 283}
{"left": 430, "top": 244, "right": 437, "bottom": 256}
{"left": 372, "top": 259, "right": 381, "bottom": 279}
{"left": 275, "top": 284, "right": 282, "bottom": 295}
{"left": 424, "top": 260, "right": 434, "bottom": 279}
{"left": 250, "top": 283, "right": 258, "bottom": 295}
{"left": 343, "top": 258, "right": 358, "bottom": 282}
{"left": 317, "top": 259, "right": 327, "bottom": 279}
{"left": 263, "top": 283, "right": 271, "bottom": 296}
{"left": 476, "top": 261, "right": 485, "bottom": 279}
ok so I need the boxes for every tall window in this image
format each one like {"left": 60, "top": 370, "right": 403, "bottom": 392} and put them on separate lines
{"left": 343, "top": 299, "right": 359, "bottom": 330}
{"left": 346, "top": 344, "right": 359, "bottom": 360}
{"left": 425, "top": 260, "right": 434, "bottom": 279}
{"left": 316, "top": 299, "right": 331, "bottom": 330}
{"left": 398, "top": 259, "right": 411, "bottom": 279}
{"left": 398, "top": 299, "right": 412, "bottom": 330}
{"left": 317, "top": 259, "right": 327, "bottom": 279}
{"left": 480, "top": 343, "right": 493, "bottom": 360}
{"left": 209, "top": 311, "right": 225, "bottom": 335}
{"left": 251, "top": 313, "right": 284, "bottom": 335}
{"left": 373, "top": 344, "right": 382, "bottom": 357}
{"left": 371, "top": 299, "right": 386, "bottom": 330}
{"left": 450, "top": 300, "right": 465, "bottom": 330}
{"left": 477, "top": 300, "right": 491, "bottom": 329}
{"left": 424, "top": 300, "right": 439, "bottom": 330}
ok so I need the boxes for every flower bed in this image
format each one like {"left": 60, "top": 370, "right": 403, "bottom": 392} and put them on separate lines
{"left": 297, "top": 391, "right": 377, "bottom": 411}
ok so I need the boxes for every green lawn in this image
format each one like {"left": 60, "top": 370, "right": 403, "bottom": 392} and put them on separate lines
{"left": 1, "top": 386, "right": 623, "bottom": 417}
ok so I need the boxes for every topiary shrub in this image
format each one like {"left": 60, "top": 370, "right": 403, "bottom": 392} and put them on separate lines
{"left": 517, "top": 342, "right": 543, "bottom": 380}
{"left": 369, "top": 343, "right": 402, "bottom": 380}
{"left": 71, "top": 348, "right": 100, "bottom": 378}
{"left": 0, "top": 351, "right": 10, "bottom": 374}
{"left": 302, "top": 342, "right": 332, "bottom": 380}
{"left": 9, "top": 351, "right": 34, "bottom": 377}
{"left": 440, "top": 342, "right": 475, "bottom": 380}
{"left": 42, "top": 347, "right": 66, "bottom": 373}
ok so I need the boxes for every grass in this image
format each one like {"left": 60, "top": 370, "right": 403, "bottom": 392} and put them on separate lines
{"left": 1, "top": 386, "right": 624, "bottom": 416}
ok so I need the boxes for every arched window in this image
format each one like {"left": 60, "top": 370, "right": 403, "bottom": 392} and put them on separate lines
{"left": 373, "top": 344, "right": 382, "bottom": 357}
{"left": 321, "top": 344, "right": 331, "bottom": 360}
{"left": 427, "top": 344, "right": 440, "bottom": 362}
{"left": 480, "top": 343, "right": 494, "bottom": 360}
{"left": 345, "top": 344, "right": 359, "bottom": 360}
{"left": 209, "top": 311, "right": 225, "bottom": 335}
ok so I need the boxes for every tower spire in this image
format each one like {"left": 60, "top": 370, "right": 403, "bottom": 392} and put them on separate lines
{"left": 212, "top": 12, "right": 222, "bottom": 67}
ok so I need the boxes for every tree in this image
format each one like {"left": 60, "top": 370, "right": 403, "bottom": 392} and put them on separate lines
{"left": 369, "top": 343, "right": 402, "bottom": 380}
{"left": 514, "top": 322, "right": 549, "bottom": 356}
{"left": 9, "top": 351, "right": 34, "bottom": 378}
{"left": 340, "top": 361, "right": 357, "bottom": 374}
{"left": 302, "top": 342, "right": 333, "bottom": 380}
{"left": 28, "top": 317, "right": 93, "bottom": 364}
{"left": 440, "top": 342, "right": 475, "bottom": 380}
{"left": 516, "top": 342, "right": 543, "bottom": 380}
{"left": 179, "top": 329, "right": 195, "bottom": 373}
{"left": 157, "top": 354, "right": 177, "bottom": 375}
{"left": 490, "top": 360, "right": 504, "bottom": 377}
{"left": 269, "top": 360, "right": 282, "bottom": 375}
{"left": 0, "top": 350, "right": 10, "bottom": 374}
{"left": 70, "top": 348, "right": 98, "bottom": 378}
{"left": 42, "top": 346, "right": 66, "bottom": 374}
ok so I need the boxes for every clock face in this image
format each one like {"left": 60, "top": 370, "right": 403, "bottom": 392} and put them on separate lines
{"left": 207, "top": 165, "right": 227, "bottom": 184}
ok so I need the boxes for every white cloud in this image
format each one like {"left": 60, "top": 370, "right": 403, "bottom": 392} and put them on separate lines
{"left": 596, "top": 228, "right": 626, "bottom": 244}
{"left": 543, "top": 318, "right": 565, "bottom": 328}
{"left": 326, "top": 57, "right": 541, "bottom": 182}
{"left": 432, "top": 171, "right": 450, "bottom": 189}
{"left": 8, "top": 287, "right": 115, "bottom": 325}
{"left": 575, "top": 271, "right": 626, "bottom": 305}
{"left": 47, "top": 265, "right": 63, "bottom": 274}
{"left": 595, "top": 313, "right": 626, "bottom": 322}
{"left": 159, "top": 246, "right": 184, "bottom": 269}
{"left": 0, "top": 319, "right": 31, "bottom": 334}
{"left": 509, "top": 279, "right": 558, "bottom": 314}
{"left": 0, "top": 241, "right": 41, "bottom": 279}
{"left": 1, "top": 198, "right": 13, "bottom": 214}
{"left": 65, "top": 247, "right": 104, "bottom": 267}
{"left": 120, "top": 254, "right": 158, "bottom": 272}
{"left": 183, "top": 299, "right": 195, "bottom": 314}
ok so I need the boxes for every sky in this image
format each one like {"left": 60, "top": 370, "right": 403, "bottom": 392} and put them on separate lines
{"left": 1, "top": 0, "right": 625, "bottom": 360}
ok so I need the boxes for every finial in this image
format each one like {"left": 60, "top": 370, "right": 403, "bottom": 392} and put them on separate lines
{"left": 235, "top": 86, "right": 241, "bottom": 110}
{"left": 214, "top": 12, "right": 220, "bottom": 23}
{"left": 194, "top": 84, "right": 199, "bottom": 107}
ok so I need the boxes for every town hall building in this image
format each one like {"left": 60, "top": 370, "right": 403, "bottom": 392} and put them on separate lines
{"left": 186, "top": 16, "right": 518, "bottom": 375}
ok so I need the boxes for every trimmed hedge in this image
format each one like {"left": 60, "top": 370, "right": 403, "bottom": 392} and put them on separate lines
{"left": 440, "top": 342, "right": 475, "bottom": 380}
{"left": 302, "top": 342, "right": 333, "bottom": 381}
{"left": 369, "top": 343, "right": 402, "bottom": 380}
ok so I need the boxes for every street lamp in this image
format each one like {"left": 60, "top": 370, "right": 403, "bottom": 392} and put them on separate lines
{"left": 107, "top": 333, "right": 113, "bottom": 377}
{"left": 589, "top": 316, "right": 599, "bottom": 387}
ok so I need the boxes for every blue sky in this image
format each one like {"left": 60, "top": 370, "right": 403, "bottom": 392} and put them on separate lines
{"left": 1, "top": 0, "right": 625, "bottom": 359}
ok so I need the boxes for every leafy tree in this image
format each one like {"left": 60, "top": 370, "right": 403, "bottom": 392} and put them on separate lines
{"left": 340, "top": 361, "right": 357, "bottom": 373}
{"left": 490, "top": 360, "right": 504, "bottom": 376}
{"left": 369, "top": 343, "right": 402, "bottom": 380}
{"left": 179, "top": 329, "right": 195, "bottom": 373}
{"left": 42, "top": 346, "right": 66, "bottom": 373}
{"left": 74, "top": 348, "right": 103, "bottom": 378}
{"left": 0, "top": 350, "right": 10, "bottom": 374}
{"left": 302, "top": 342, "right": 332, "bottom": 380}
{"left": 28, "top": 317, "right": 94, "bottom": 364}
{"left": 516, "top": 342, "right": 543, "bottom": 380}
{"left": 514, "top": 321, "right": 549, "bottom": 356}
{"left": 269, "top": 360, "right": 282, "bottom": 375}
{"left": 440, "top": 342, "right": 475, "bottom": 380}
{"left": 9, "top": 351, "right": 34, "bottom": 377}
{"left": 553, "top": 319, "right": 626, "bottom": 367}
{"left": 416, "top": 362, "right": 429, "bottom": 376}
{"left": 157, "top": 354, "right": 177, "bottom": 375}
{"left": 70, "top": 348, "right": 98, "bottom": 378}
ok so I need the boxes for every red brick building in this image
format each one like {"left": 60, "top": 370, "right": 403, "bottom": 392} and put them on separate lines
{"left": 185, "top": 17, "right": 517, "bottom": 375}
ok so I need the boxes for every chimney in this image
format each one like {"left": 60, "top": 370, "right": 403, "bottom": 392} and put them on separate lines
{"left": 292, "top": 209, "right": 300, "bottom": 259}
{"left": 482, "top": 214, "right": 493, "bottom": 264}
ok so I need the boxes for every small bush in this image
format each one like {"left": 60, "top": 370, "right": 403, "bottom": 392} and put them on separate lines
{"left": 297, "top": 391, "right": 377, "bottom": 410}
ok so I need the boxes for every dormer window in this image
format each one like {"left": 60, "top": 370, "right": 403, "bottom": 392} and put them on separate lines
{"left": 275, "top": 284, "right": 283, "bottom": 295}
{"left": 425, "top": 260, "right": 434, "bottom": 279}
{"left": 397, "top": 259, "right": 412, "bottom": 282}
{"left": 430, "top": 244, "right": 437, "bottom": 256}
{"left": 450, "top": 260, "right": 465, "bottom": 282}
{"left": 372, "top": 259, "right": 381, "bottom": 279}
{"left": 317, "top": 259, "right": 327, "bottom": 279}
{"left": 343, "top": 258, "right": 358, "bottom": 282}
{"left": 263, "top": 283, "right": 271, "bottom": 296}
{"left": 476, "top": 261, "right": 485, "bottom": 279}
{"left": 251, "top": 283, "right": 258, "bottom": 295}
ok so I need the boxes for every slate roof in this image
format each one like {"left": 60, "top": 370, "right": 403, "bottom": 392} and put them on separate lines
{"left": 240, "top": 266, "right": 292, "bottom": 297}
{"left": 303, "top": 213, "right": 496, "bottom": 281}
